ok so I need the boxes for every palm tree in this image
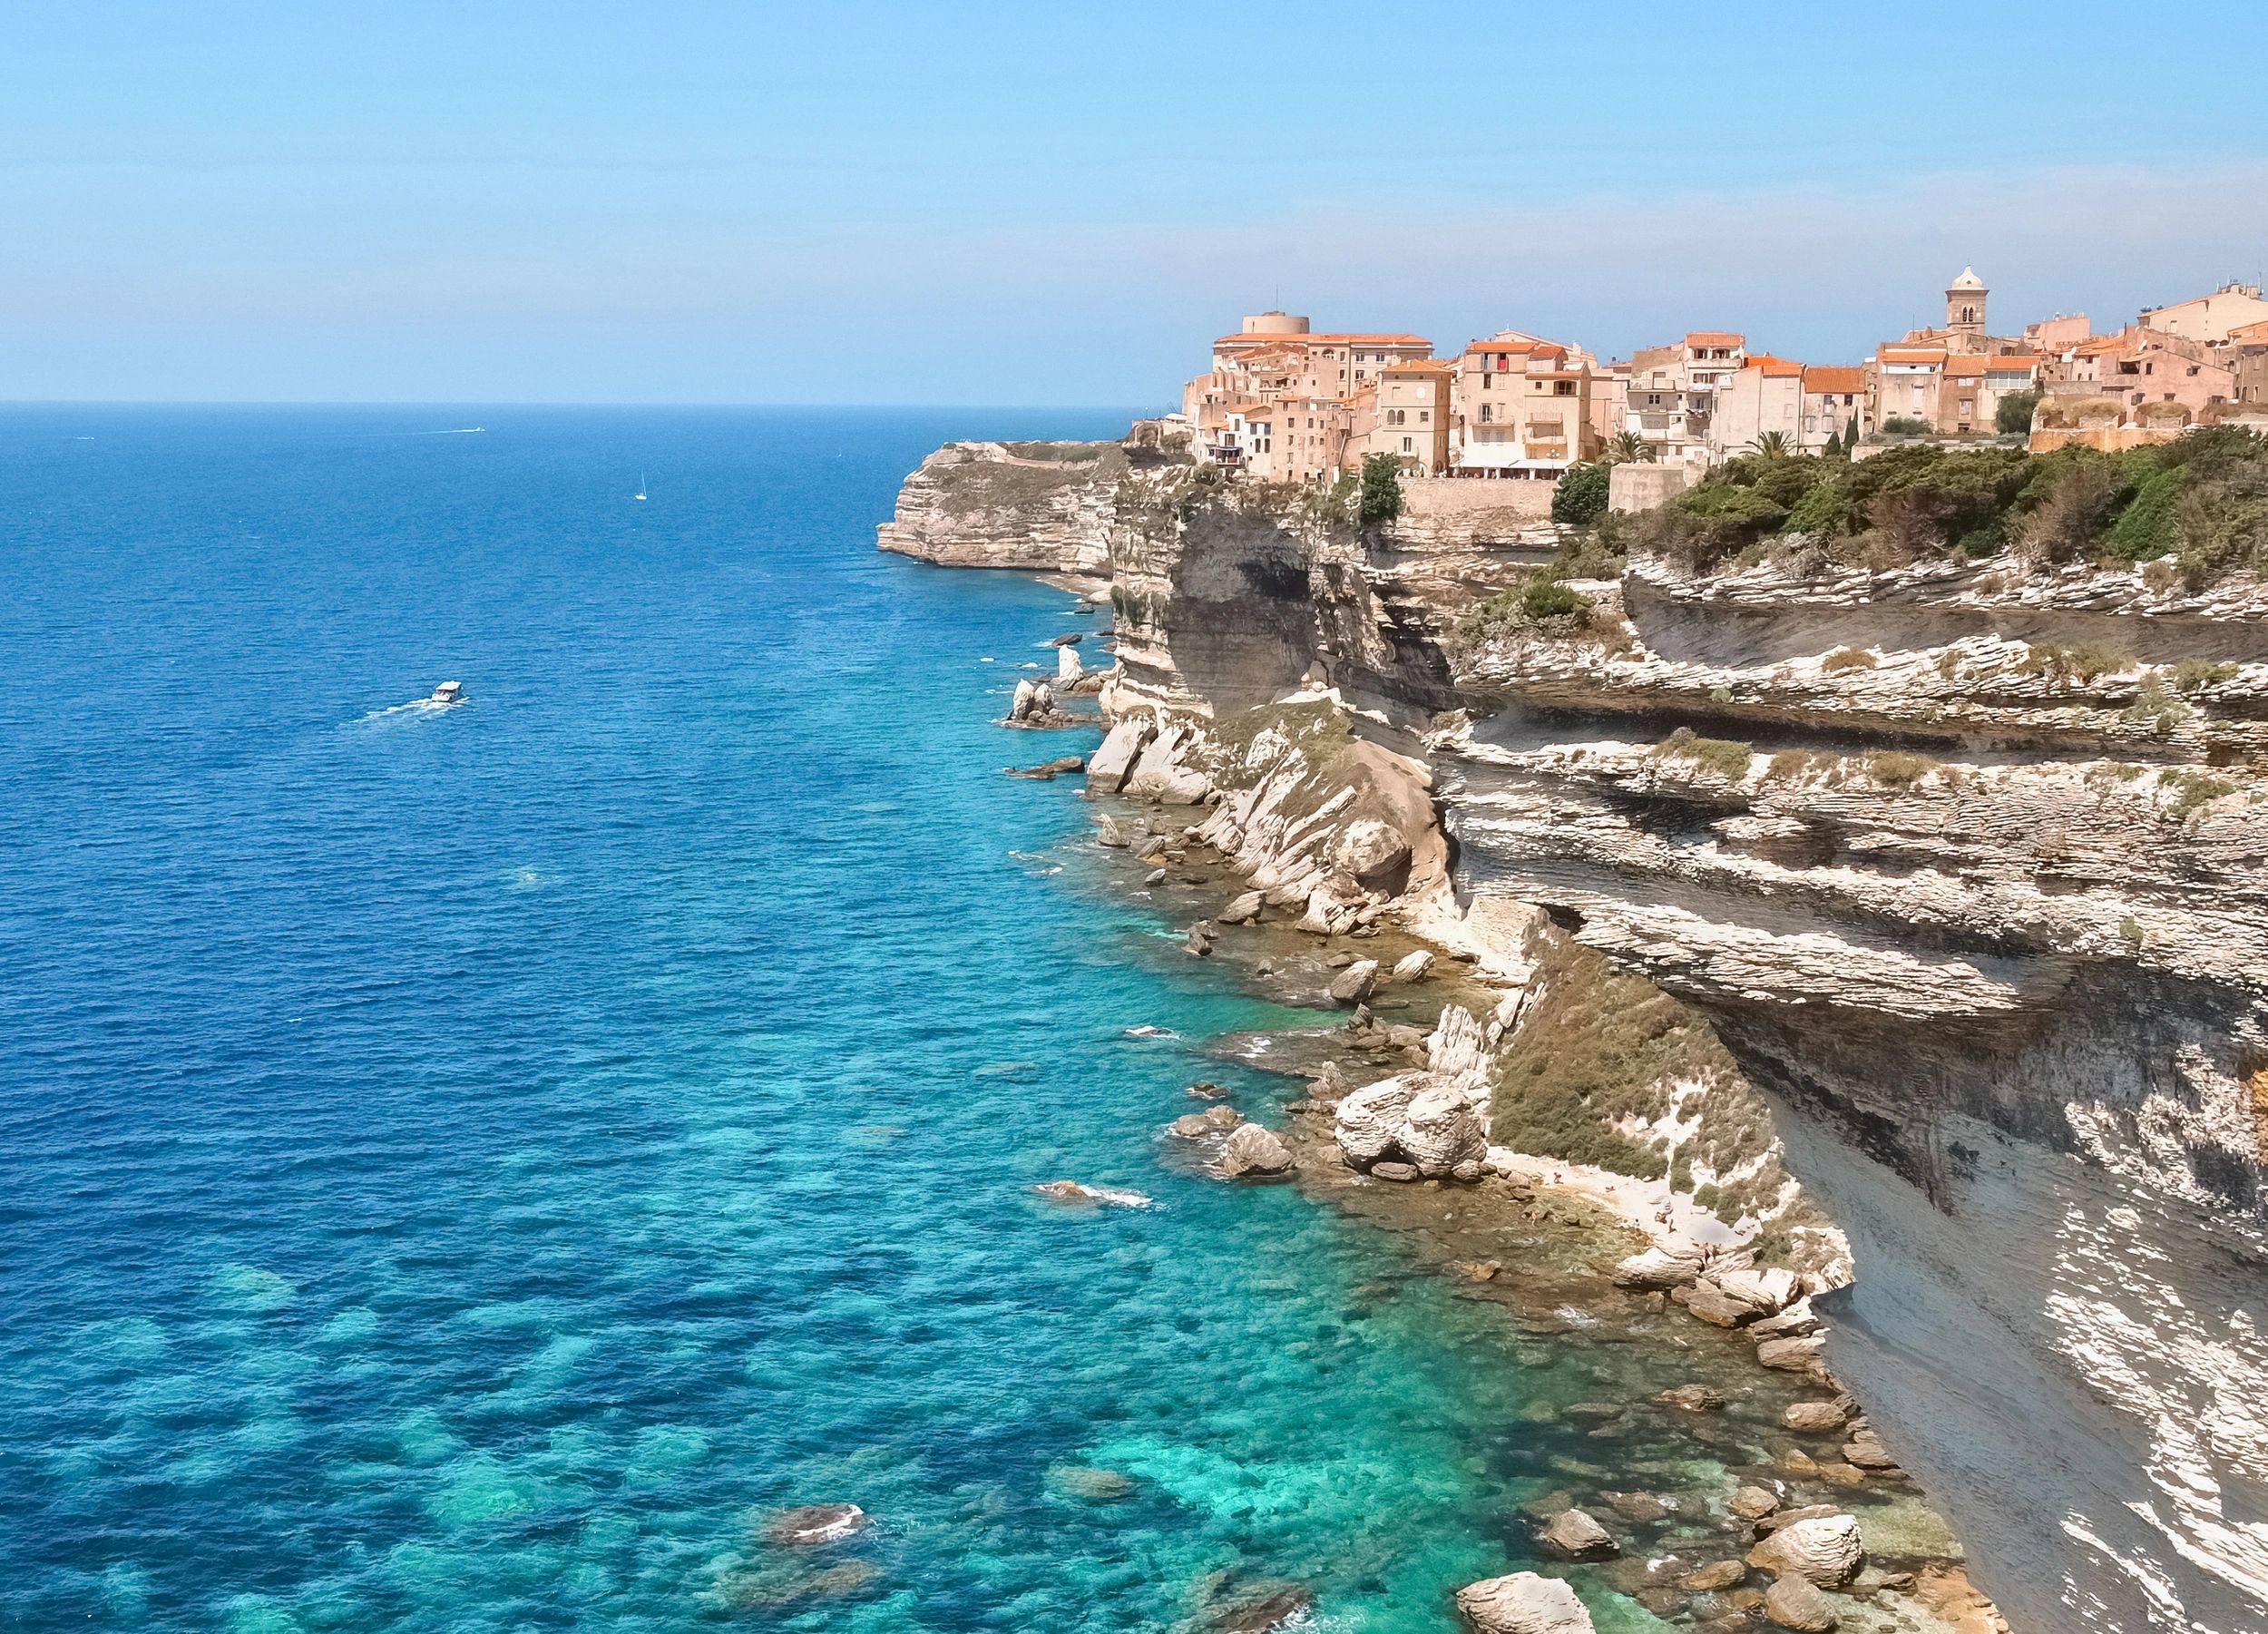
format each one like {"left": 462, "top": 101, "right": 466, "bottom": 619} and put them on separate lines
{"left": 1606, "top": 431, "right": 1656, "bottom": 465}
{"left": 1752, "top": 431, "right": 1792, "bottom": 458}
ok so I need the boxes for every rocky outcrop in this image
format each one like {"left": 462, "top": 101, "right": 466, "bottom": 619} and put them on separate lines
{"left": 1454, "top": 1571, "right": 1595, "bottom": 1633}
{"left": 877, "top": 440, "right": 1127, "bottom": 572}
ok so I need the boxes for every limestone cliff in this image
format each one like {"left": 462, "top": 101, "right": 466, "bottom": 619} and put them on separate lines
{"left": 883, "top": 435, "right": 2268, "bottom": 1632}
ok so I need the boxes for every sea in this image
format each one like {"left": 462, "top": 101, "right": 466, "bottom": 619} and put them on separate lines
{"left": 0, "top": 407, "right": 1677, "bottom": 1633}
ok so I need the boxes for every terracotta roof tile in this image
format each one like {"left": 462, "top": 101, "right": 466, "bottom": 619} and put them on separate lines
{"left": 1802, "top": 366, "right": 1866, "bottom": 394}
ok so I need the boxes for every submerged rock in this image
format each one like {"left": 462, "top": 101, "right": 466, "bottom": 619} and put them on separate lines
{"left": 764, "top": 1502, "right": 867, "bottom": 1545}
{"left": 1043, "top": 1463, "right": 1135, "bottom": 1502}
{"left": 1370, "top": 1160, "right": 1420, "bottom": 1182}
{"left": 1657, "top": 1383, "right": 1727, "bottom": 1412}
{"left": 1747, "top": 1513, "right": 1862, "bottom": 1587}
{"left": 1005, "top": 755, "right": 1085, "bottom": 779}
{"left": 1731, "top": 1484, "right": 1784, "bottom": 1520}
{"left": 1455, "top": 1570, "right": 1595, "bottom": 1633}
{"left": 1763, "top": 1571, "right": 1840, "bottom": 1630}
{"left": 1783, "top": 1400, "right": 1851, "bottom": 1433}
{"left": 1682, "top": 1559, "right": 1748, "bottom": 1591}
{"left": 1031, "top": 1179, "right": 1151, "bottom": 1208}
{"left": 1539, "top": 1507, "right": 1618, "bottom": 1559}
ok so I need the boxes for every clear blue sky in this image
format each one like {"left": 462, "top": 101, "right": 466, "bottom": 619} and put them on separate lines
{"left": 7, "top": 1, "right": 2267, "bottom": 404}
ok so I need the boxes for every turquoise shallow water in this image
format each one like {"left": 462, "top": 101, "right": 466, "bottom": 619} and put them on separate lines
{"left": 0, "top": 408, "right": 1667, "bottom": 1633}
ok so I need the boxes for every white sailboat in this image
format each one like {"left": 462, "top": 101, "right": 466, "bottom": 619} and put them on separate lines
{"left": 634, "top": 471, "right": 648, "bottom": 501}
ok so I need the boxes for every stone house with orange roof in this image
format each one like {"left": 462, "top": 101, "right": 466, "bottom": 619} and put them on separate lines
{"left": 1451, "top": 334, "right": 1600, "bottom": 478}
{"left": 1620, "top": 332, "right": 1745, "bottom": 464}
{"left": 1350, "top": 358, "right": 1454, "bottom": 475}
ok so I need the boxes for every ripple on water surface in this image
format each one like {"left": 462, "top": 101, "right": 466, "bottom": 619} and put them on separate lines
{"left": 4, "top": 407, "right": 1696, "bottom": 1633}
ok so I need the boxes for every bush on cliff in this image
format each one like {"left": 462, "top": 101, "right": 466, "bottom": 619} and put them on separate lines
{"left": 1551, "top": 461, "right": 1612, "bottom": 525}
{"left": 1357, "top": 454, "right": 1403, "bottom": 528}
{"left": 1631, "top": 429, "right": 2268, "bottom": 584}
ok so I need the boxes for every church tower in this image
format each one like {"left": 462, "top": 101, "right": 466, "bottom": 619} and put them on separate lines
{"left": 1946, "top": 266, "right": 1988, "bottom": 349}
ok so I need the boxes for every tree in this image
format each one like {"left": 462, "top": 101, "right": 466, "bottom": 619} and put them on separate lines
{"left": 1607, "top": 431, "right": 1657, "bottom": 465}
{"left": 1996, "top": 389, "right": 2042, "bottom": 436}
{"left": 1752, "top": 431, "right": 1792, "bottom": 458}
{"left": 1357, "top": 453, "right": 1403, "bottom": 527}
{"left": 1844, "top": 413, "right": 1861, "bottom": 449}
{"left": 1552, "top": 462, "right": 1613, "bottom": 525}
{"left": 1821, "top": 425, "right": 1844, "bottom": 459}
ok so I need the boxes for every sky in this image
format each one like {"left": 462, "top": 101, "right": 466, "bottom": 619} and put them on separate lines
{"left": 6, "top": 1, "right": 2268, "bottom": 405}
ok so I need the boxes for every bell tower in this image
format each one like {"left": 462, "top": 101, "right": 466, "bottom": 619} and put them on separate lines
{"left": 1946, "top": 266, "right": 1987, "bottom": 347}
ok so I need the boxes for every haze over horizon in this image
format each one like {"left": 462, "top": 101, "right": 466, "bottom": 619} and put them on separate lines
{"left": 9, "top": 0, "right": 2268, "bottom": 405}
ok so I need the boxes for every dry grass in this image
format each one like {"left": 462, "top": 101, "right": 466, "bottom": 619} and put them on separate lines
{"left": 1650, "top": 727, "right": 1754, "bottom": 782}
{"left": 1820, "top": 646, "right": 1879, "bottom": 672}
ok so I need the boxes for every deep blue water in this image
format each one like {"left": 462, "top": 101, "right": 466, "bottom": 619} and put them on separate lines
{"left": 0, "top": 408, "right": 1667, "bottom": 1634}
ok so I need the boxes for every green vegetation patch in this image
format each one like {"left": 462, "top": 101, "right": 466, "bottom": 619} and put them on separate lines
{"left": 2160, "top": 769, "right": 2238, "bottom": 819}
{"left": 1650, "top": 727, "right": 1753, "bottom": 781}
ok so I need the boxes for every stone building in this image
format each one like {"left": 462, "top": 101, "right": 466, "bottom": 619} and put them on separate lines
{"left": 1452, "top": 334, "right": 1599, "bottom": 479}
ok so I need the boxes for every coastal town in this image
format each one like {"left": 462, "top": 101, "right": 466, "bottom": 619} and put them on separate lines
{"left": 1175, "top": 271, "right": 2268, "bottom": 501}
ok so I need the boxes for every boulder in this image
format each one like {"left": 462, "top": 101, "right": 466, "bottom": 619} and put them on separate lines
{"left": 1086, "top": 717, "right": 1154, "bottom": 794}
{"left": 1747, "top": 1514, "right": 1862, "bottom": 1588}
{"left": 1217, "top": 890, "right": 1264, "bottom": 925}
{"left": 1681, "top": 1560, "right": 1748, "bottom": 1591}
{"left": 1783, "top": 1400, "right": 1850, "bottom": 1434}
{"left": 1143, "top": 867, "right": 1168, "bottom": 886}
{"left": 1447, "top": 1259, "right": 1501, "bottom": 1282}
{"left": 1169, "top": 1107, "right": 1242, "bottom": 1139}
{"left": 1207, "top": 1586, "right": 1313, "bottom": 1633}
{"left": 1334, "top": 819, "right": 1413, "bottom": 892}
{"left": 1334, "top": 1075, "right": 1414, "bottom": 1167}
{"left": 1750, "top": 1299, "right": 1821, "bottom": 1339}
{"left": 1683, "top": 1279, "right": 1756, "bottom": 1328}
{"left": 1755, "top": 1335, "right": 1827, "bottom": 1372}
{"left": 1371, "top": 1160, "right": 1420, "bottom": 1182}
{"left": 1389, "top": 949, "right": 1434, "bottom": 983}
{"left": 1184, "top": 925, "right": 1215, "bottom": 957}
{"left": 1399, "top": 1081, "right": 1487, "bottom": 1179}
{"left": 1217, "top": 1123, "right": 1294, "bottom": 1179}
{"left": 1710, "top": 1266, "right": 1801, "bottom": 1317}
{"left": 1031, "top": 1179, "right": 1151, "bottom": 1208}
{"left": 1424, "top": 1004, "right": 1490, "bottom": 1083}
{"left": 1094, "top": 814, "right": 1129, "bottom": 849}
{"left": 1327, "top": 959, "right": 1380, "bottom": 1005}
{"left": 1656, "top": 1384, "right": 1727, "bottom": 1413}
{"left": 1731, "top": 1485, "right": 1782, "bottom": 1521}
{"left": 1057, "top": 645, "right": 1084, "bottom": 683}
{"left": 1539, "top": 1508, "right": 1618, "bottom": 1560}
{"left": 1006, "top": 755, "right": 1086, "bottom": 779}
{"left": 1009, "top": 678, "right": 1042, "bottom": 721}
{"left": 1454, "top": 1571, "right": 1595, "bottom": 1634}
{"left": 1841, "top": 1430, "right": 1898, "bottom": 1471}
{"left": 1612, "top": 1244, "right": 1706, "bottom": 1290}
{"left": 765, "top": 1502, "right": 867, "bottom": 1545}
{"left": 1763, "top": 1572, "right": 1839, "bottom": 1630}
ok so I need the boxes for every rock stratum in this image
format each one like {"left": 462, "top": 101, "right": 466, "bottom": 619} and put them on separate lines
{"left": 882, "top": 429, "right": 2268, "bottom": 1633}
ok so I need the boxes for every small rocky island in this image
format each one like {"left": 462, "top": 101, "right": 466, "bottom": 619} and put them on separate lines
{"left": 881, "top": 424, "right": 2268, "bottom": 1634}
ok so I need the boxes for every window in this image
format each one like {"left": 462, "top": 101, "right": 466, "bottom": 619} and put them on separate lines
{"left": 1419, "top": 410, "right": 1429, "bottom": 424}
{"left": 1403, "top": 437, "right": 1413, "bottom": 453}
{"left": 1480, "top": 403, "right": 1492, "bottom": 423}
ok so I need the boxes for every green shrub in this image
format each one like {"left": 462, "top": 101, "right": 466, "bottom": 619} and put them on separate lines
{"left": 2173, "top": 659, "right": 2239, "bottom": 693}
{"left": 2020, "top": 642, "right": 2132, "bottom": 687}
{"left": 1651, "top": 726, "right": 1754, "bottom": 781}
{"left": 1864, "top": 750, "right": 1940, "bottom": 788}
{"left": 2161, "top": 769, "right": 2237, "bottom": 819}
{"left": 1357, "top": 453, "right": 1403, "bottom": 527}
{"left": 2104, "top": 467, "right": 2189, "bottom": 561}
{"left": 1882, "top": 416, "right": 1930, "bottom": 435}
{"left": 1551, "top": 462, "right": 1612, "bottom": 525}
{"left": 1997, "top": 390, "right": 2042, "bottom": 435}
{"left": 2124, "top": 679, "right": 2193, "bottom": 736}
{"left": 1785, "top": 479, "right": 1861, "bottom": 538}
